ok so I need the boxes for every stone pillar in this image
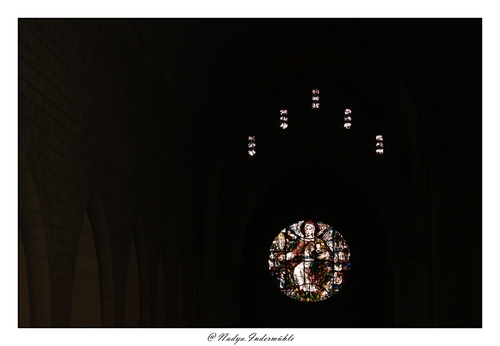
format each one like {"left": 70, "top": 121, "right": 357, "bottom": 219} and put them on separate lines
{"left": 201, "top": 156, "right": 227, "bottom": 326}
{"left": 428, "top": 168, "right": 453, "bottom": 327}
{"left": 388, "top": 259, "right": 427, "bottom": 327}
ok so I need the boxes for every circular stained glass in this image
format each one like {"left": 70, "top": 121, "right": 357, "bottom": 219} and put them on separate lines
{"left": 268, "top": 220, "right": 351, "bottom": 302}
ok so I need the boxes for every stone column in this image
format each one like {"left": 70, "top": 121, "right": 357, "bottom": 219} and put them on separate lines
{"left": 388, "top": 259, "right": 427, "bottom": 327}
{"left": 201, "top": 156, "right": 227, "bottom": 326}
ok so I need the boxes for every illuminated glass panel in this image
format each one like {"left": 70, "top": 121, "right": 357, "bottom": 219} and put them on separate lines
{"left": 269, "top": 220, "right": 351, "bottom": 302}
{"left": 376, "top": 135, "right": 384, "bottom": 155}
{"left": 248, "top": 135, "right": 256, "bottom": 156}
{"left": 311, "top": 89, "right": 320, "bottom": 109}
{"left": 280, "top": 109, "right": 289, "bottom": 129}
{"left": 344, "top": 109, "right": 352, "bottom": 129}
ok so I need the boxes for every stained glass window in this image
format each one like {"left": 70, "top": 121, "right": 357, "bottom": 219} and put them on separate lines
{"left": 376, "top": 135, "right": 384, "bottom": 155}
{"left": 280, "top": 109, "right": 288, "bottom": 129}
{"left": 268, "top": 220, "right": 351, "bottom": 302}
{"left": 248, "top": 135, "right": 256, "bottom": 156}
{"left": 344, "top": 109, "right": 352, "bottom": 129}
{"left": 311, "top": 89, "right": 320, "bottom": 109}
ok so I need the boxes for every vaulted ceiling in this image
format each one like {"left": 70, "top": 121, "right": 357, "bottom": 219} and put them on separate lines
{"left": 132, "top": 19, "right": 481, "bottom": 157}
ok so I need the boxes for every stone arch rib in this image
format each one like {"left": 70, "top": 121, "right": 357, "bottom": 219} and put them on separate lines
{"left": 85, "top": 188, "right": 115, "bottom": 326}
{"left": 18, "top": 110, "right": 53, "bottom": 326}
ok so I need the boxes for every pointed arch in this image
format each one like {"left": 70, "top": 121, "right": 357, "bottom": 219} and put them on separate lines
{"left": 70, "top": 211, "right": 101, "bottom": 326}
{"left": 156, "top": 251, "right": 166, "bottom": 326}
{"left": 208, "top": 23, "right": 419, "bottom": 159}
{"left": 124, "top": 235, "right": 140, "bottom": 326}
{"left": 87, "top": 189, "right": 115, "bottom": 326}
{"left": 131, "top": 215, "right": 152, "bottom": 326}
{"left": 18, "top": 110, "right": 53, "bottom": 326}
{"left": 18, "top": 222, "right": 30, "bottom": 326}
{"left": 161, "top": 228, "right": 183, "bottom": 327}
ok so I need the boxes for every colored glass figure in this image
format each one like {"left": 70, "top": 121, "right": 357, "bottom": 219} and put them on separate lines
{"left": 280, "top": 117, "right": 289, "bottom": 129}
{"left": 344, "top": 109, "right": 352, "bottom": 129}
{"left": 280, "top": 109, "right": 289, "bottom": 129}
{"left": 248, "top": 136, "right": 256, "bottom": 156}
{"left": 311, "top": 89, "right": 320, "bottom": 109}
{"left": 376, "top": 135, "right": 384, "bottom": 155}
{"left": 268, "top": 220, "right": 351, "bottom": 302}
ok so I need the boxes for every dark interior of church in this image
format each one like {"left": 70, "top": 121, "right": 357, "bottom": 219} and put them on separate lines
{"left": 18, "top": 18, "right": 482, "bottom": 328}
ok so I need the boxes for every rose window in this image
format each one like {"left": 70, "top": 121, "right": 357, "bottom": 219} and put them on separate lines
{"left": 268, "top": 220, "right": 351, "bottom": 302}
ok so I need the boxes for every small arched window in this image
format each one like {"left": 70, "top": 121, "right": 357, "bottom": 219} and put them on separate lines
{"left": 376, "top": 135, "right": 384, "bottom": 155}
{"left": 311, "top": 89, "right": 320, "bottom": 109}
{"left": 344, "top": 109, "right": 352, "bottom": 129}
{"left": 248, "top": 135, "right": 256, "bottom": 156}
{"left": 280, "top": 109, "right": 288, "bottom": 129}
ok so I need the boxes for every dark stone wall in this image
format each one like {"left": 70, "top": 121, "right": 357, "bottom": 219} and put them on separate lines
{"left": 18, "top": 18, "right": 202, "bottom": 327}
